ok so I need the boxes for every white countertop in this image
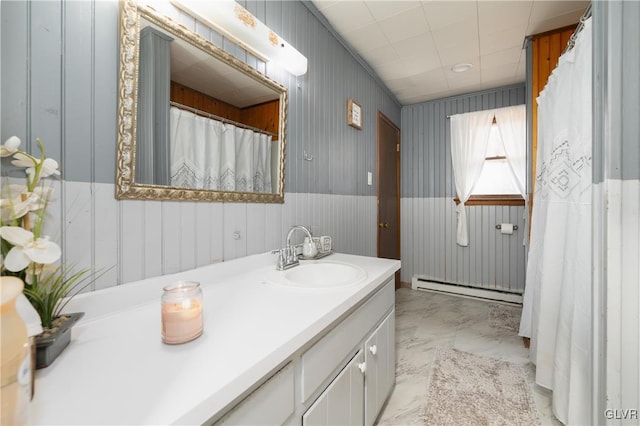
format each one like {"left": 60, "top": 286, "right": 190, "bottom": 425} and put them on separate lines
{"left": 31, "top": 252, "right": 400, "bottom": 425}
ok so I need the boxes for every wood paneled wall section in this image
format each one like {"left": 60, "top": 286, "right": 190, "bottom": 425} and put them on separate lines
{"left": 242, "top": 100, "right": 280, "bottom": 139}
{"left": 170, "top": 81, "right": 241, "bottom": 122}
{"left": 170, "top": 81, "right": 280, "bottom": 138}
{"left": 530, "top": 25, "right": 576, "bottom": 192}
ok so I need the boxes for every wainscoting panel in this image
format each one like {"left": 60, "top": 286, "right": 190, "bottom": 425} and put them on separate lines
{"left": 143, "top": 201, "right": 164, "bottom": 279}
{"left": 50, "top": 184, "right": 377, "bottom": 289}
{"left": 401, "top": 197, "right": 526, "bottom": 293}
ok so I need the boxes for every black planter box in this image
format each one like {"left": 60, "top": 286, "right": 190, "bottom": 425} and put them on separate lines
{"left": 35, "top": 312, "right": 84, "bottom": 369}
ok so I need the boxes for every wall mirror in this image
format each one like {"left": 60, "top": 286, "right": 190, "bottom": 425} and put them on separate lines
{"left": 116, "top": 0, "right": 287, "bottom": 203}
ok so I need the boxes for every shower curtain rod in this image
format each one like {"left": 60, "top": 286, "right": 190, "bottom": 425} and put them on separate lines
{"left": 169, "top": 101, "right": 278, "bottom": 138}
{"left": 562, "top": 3, "right": 592, "bottom": 55}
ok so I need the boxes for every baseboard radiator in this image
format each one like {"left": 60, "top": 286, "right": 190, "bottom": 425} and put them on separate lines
{"left": 412, "top": 276, "right": 523, "bottom": 305}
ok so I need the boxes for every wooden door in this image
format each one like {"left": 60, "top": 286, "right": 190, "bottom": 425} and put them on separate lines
{"left": 377, "top": 112, "right": 401, "bottom": 285}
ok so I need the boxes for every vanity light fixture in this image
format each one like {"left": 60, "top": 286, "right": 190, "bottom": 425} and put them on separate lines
{"left": 450, "top": 63, "right": 473, "bottom": 73}
{"left": 170, "top": 0, "right": 308, "bottom": 76}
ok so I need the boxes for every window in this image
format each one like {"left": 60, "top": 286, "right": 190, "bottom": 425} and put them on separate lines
{"left": 452, "top": 106, "right": 526, "bottom": 207}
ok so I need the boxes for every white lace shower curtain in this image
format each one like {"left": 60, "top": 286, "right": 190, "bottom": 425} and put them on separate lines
{"left": 519, "top": 17, "right": 592, "bottom": 425}
{"left": 169, "top": 106, "right": 272, "bottom": 193}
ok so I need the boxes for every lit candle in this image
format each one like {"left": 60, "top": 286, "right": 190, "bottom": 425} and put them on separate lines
{"left": 161, "top": 282, "right": 203, "bottom": 344}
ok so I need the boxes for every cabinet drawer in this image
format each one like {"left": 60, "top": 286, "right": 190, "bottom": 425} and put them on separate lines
{"left": 301, "top": 279, "right": 394, "bottom": 402}
{"left": 216, "top": 363, "right": 294, "bottom": 425}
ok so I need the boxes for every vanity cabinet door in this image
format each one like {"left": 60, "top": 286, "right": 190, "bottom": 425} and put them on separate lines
{"left": 302, "top": 350, "right": 365, "bottom": 426}
{"left": 364, "top": 310, "right": 395, "bottom": 426}
{"left": 215, "top": 363, "right": 294, "bottom": 425}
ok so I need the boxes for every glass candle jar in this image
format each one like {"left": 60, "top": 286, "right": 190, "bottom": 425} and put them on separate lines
{"left": 161, "top": 281, "right": 203, "bottom": 344}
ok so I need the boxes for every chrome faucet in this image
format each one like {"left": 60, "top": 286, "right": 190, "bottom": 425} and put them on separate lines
{"left": 286, "top": 225, "right": 313, "bottom": 252}
{"left": 272, "top": 225, "right": 313, "bottom": 270}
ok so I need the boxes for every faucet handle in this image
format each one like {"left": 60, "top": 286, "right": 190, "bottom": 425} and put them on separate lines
{"left": 272, "top": 248, "right": 286, "bottom": 270}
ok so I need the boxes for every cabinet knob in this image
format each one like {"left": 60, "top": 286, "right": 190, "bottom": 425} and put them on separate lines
{"left": 357, "top": 362, "right": 366, "bottom": 374}
{"left": 369, "top": 345, "right": 377, "bottom": 356}
{"left": 378, "top": 222, "right": 389, "bottom": 228}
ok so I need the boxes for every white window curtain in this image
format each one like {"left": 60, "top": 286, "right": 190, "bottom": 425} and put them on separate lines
{"left": 494, "top": 105, "right": 526, "bottom": 198}
{"left": 169, "top": 107, "right": 272, "bottom": 193}
{"left": 495, "top": 104, "right": 528, "bottom": 245}
{"left": 450, "top": 110, "right": 494, "bottom": 246}
{"left": 519, "top": 17, "right": 592, "bottom": 425}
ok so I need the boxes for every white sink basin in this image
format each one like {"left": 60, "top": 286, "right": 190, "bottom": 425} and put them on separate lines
{"left": 263, "top": 261, "right": 367, "bottom": 289}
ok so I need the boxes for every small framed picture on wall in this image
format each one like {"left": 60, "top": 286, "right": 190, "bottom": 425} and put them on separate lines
{"left": 347, "top": 98, "right": 362, "bottom": 130}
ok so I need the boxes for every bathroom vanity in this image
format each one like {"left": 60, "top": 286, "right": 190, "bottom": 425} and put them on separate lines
{"left": 31, "top": 252, "right": 400, "bottom": 425}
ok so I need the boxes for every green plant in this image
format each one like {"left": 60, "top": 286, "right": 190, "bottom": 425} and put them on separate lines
{"left": 1, "top": 136, "right": 92, "bottom": 329}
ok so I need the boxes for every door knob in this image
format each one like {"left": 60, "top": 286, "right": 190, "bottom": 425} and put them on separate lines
{"left": 378, "top": 222, "right": 388, "bottom": 228}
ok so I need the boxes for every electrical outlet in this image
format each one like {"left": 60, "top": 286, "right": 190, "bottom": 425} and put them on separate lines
{"left": 233, "top": 230, "right": 241, "bottom": 240}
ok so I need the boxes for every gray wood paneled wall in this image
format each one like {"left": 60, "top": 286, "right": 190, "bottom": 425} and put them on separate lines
{"left": 0, "top": 0, "right": 400, "bottom": 197}
{"left": 0, "top": 0, "right": 398, "bottom": 288}
{"left": 592, "top": 1, "right": 640, "bottom": 421}
{"left": 402, "top": 84, "right": 525, "bottom": 198}
{"left": 400, "top": 85, "right": 527, "bottom": 292}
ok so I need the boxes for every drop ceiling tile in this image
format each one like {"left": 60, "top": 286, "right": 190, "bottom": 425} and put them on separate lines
{"left": 390, "top": 32, "right": 436, "bottom": 58}
{"left": 344, "top": 22, "right": 390, "bottom": 53}
{"left": 399, "top": 53, "right": 442, "bottom": 76}
{"left": 409, "top": 67, "right": 448, "bottom": 87}
{"left": 480, "top": 77, "right": 520, "bottom": 91}
{"left": 386, "top": 77, "right": 424, "bottom": 97}
{"left": 401, "top": 89, "right": 452, "bottom": 105}
{"left": 527, "top": 10, "right": 584, "bottom": 36}
{"left": 375, "top": 64, "right": 406, "bottom": 82}
{"left": 365, "top": 1, "right": 422, "bottom": 21}
{"left": 446, "top": 69, "right": 481, "bottom": 88}
{"left": 479, "top": 26, "right": 526, "bottom": 56}
{"left": 363, "top": 44, "right": 402, "bottom": 67}
{"left": 529, "top": 1, "right": 589, "bottom": 23}
{"left": 378, "top": 6, "right": 429, "bottom": 44}
{"left": 313, "top": 0, "right": 591, "bottom": 104}
{"left": 478, "top": 1, "right": 533, "bottom": 35}
{"left": 447, "top": 82, "right": 486, "bottom": 99}
{"left": 438, "top": 44, "right": 479, "bottom": 69}
{"left": 481, "top": 62, "right": 518, "bottom": 83}
{"left": 318, "top": 1, "right": 375, "bottom": 33}
{"left": 422, "top": 1, "right": 477, "bottom": 32}
{"left": 310, "top": 0, "right": 341, "bottom": 12}
{"left": 431, "top": 18, "right": 478, "bottom": 50}
{"left": 480, "top": 46, "right": 523, "bottom": 70}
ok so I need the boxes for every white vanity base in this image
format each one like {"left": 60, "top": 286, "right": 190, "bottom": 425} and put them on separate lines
{"left": 31, "top": 252, "right": 400, "bottom": 425}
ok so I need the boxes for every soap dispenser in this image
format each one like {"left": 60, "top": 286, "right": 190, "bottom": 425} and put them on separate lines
{"left": 302, "top": 237, "right": 318, "bottom": 258}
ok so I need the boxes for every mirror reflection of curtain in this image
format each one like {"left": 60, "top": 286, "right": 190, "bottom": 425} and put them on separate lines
{"left": 136, "top": 27, "right": 173, "bottom": 186}
{"left": 170, "top": 107, "right": 272, "bottom": 193}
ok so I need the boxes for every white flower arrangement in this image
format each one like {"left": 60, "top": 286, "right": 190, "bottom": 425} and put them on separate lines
{"left": 1, "top": 136, "right": 91, "bottom": 329}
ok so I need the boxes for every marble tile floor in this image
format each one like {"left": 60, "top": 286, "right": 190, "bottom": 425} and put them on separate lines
{"left": 376, "top": 288, "right": 560, "bottom": 426}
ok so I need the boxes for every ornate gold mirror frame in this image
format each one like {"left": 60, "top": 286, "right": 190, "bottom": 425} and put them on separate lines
{"left": 115, "top": 0, "right": 287, "bottom": 203}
